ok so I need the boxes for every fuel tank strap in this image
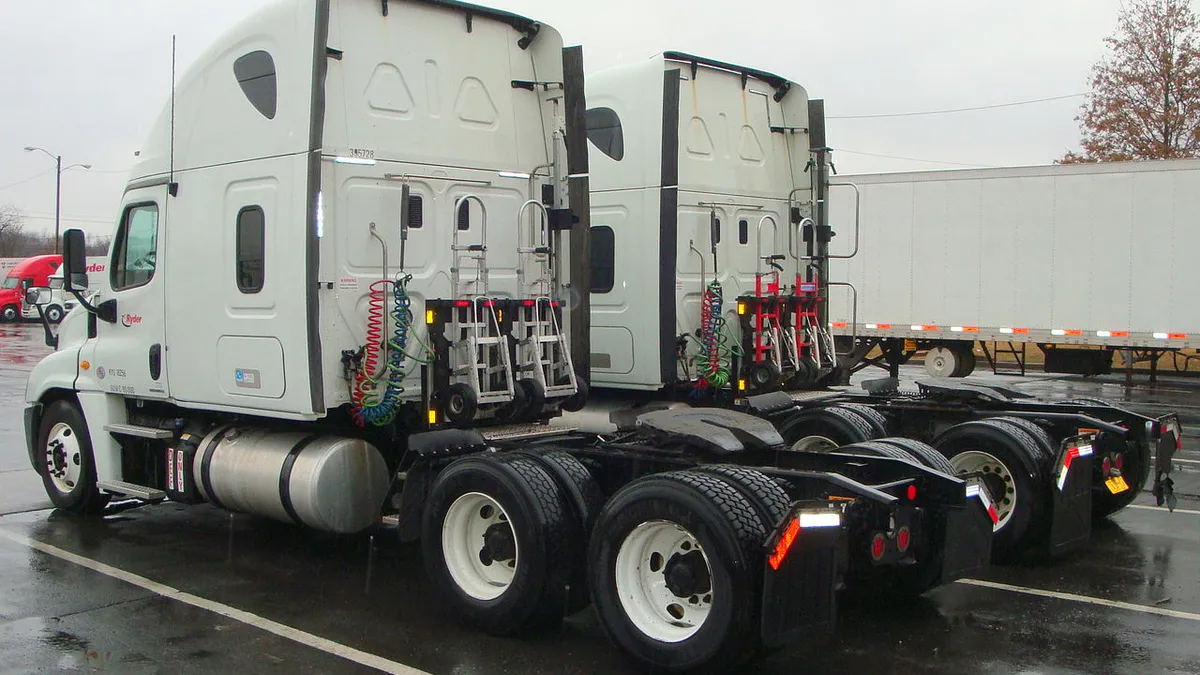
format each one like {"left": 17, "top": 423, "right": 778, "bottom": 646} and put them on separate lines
{"left": 278, "top": 434, "right": 324, "bottom": 525}
{"left": 198, "top": 425, "right": 235, "bottom": 511}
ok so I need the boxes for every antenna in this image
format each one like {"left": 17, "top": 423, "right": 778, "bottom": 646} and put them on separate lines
{"left": 169, "top": 34, "right": 178, "bottom": 197}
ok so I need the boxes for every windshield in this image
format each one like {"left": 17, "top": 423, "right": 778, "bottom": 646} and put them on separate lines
{"left": 1, "top": 277, "right": 18, "bottom": 290}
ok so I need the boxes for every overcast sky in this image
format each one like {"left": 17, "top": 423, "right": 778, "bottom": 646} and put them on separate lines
{"left": 0, "top": 0, "right": 1165, "bottom": 237}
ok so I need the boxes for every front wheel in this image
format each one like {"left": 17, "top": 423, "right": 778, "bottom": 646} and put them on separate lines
{"left": 38, "top": 400, "right": 110, "bottom": 514}
{"left": 45, "top": 305, "right": 65, "bottom": 323}
{"left": 0, "top": 305, "right": 17, "bottom": 322}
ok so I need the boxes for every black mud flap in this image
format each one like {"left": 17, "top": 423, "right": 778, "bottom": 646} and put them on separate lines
{"left": 1048, "top": 435, "right": 1094, "bottom": 556}
{"left": 24, "top": 404, "right": 43, "bottom": 475}
{"left": 1153, "top": 414, "right": 1181, "bottom": 511}
{"left": 760, "top": 505, "right": 840, "bottom": 649}
{"left": 940, "top": 485, "right": 994, "bottom": 583}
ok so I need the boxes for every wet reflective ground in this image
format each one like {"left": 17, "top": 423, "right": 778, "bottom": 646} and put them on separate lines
{"left": 2, "top": 322, "right": 1199, "bottom": 674}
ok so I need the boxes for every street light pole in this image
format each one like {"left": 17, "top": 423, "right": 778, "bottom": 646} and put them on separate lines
{"left": 54, "top": 154, "right": 62, "bottom": 255}
{"left": 24, "top": 146, "right": 90, "bottom": 256}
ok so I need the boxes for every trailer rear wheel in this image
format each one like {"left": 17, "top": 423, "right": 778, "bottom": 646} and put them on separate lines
{"left": 936, "top": 421, "right": 1048, "bottom": 559}
{"left": 561, "top": 375, "right": 589, "bottom": 412}
{"left": 37, "top": 400, "right": 110, "bottom": 514}
{"left": 747, "top": 361, "right": 782, "bottom": 392}
{"left": 873, "top": 437, "right": 955, "bottom": 475}
{"left": 778, "top": 405, "right": 878, "bottom": 453}
{"left": 924, "top": 346, "right": 960, "bottom": 378}
{"left": 423, "top": 455, "right": 578, "bottom": 634}
{"left": 589, "top": 471, "right": 766, "bottom": 672}
{"left": 951, "top": 344, "right": 977, "bottom": 377}
{"left": 495, "top": 381, "right": 528, "bottom": 422}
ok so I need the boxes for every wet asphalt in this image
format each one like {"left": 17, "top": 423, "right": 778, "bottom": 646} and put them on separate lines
{"left": 2, "top": 322, "right": 1199, "bottom": 674}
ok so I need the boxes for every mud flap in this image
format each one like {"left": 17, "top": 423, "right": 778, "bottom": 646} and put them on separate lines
{"left": 1048, "top": 436, "right": 1094, "bottom": 556}
{"left": 760, "top": 505, "right": 841, "bottom": 649}
{"left": 940, "top": 484, "right": 994, "bottom": 583}
{"left": 1153, "top": 414, "right": 1181, "bottom": 511}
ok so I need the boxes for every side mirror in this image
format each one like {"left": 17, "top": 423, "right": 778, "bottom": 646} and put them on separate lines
{"left": 25, "top": 287, "right": 52, "bottom": 306}
{"left": 62, "top": 229, "right": 89, "bottom": 291}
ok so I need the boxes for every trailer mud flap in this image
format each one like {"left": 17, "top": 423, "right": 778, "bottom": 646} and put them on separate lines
{"left": 1153, "top": 414, "right": 1181, "bottom": 511}
{"left": 1048, "top": 438, "right": 1094, "bottom": 556}
{"left": 941, "top": 485, "right": 994, "bottom": 582}
{"left": 760, "top": 506, "right": 840, "bottom": 649}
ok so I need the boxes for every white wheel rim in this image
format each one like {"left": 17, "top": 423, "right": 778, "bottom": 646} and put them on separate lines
{"left": 441, "top": 492, "right": 518, "bottom": 601}
{"left": 790, "top": 435, "right": 838, "bottom": 453}
{"left": 951, "top": 450, "right": 1016, "bottom": 532}
{"left": 926, "top": 347, "right": 957, "bottom": 377}
{"left": 615, "top": 520, "right": 713, "bottom": 643}
{"left": 44, "top": 422, "right": 83, "bottom": 495}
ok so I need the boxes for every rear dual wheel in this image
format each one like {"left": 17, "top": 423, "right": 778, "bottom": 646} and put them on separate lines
{"left": 777, "top": 404, "right": 884, "bottom": 453}
{"left": 590, "top": 470, "right": 775, "bottom": 673}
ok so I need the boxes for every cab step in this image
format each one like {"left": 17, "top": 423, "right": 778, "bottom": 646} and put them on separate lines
{"left": 96, "top": 480, "right": 167, "bottom": 502}
{"left": 104, "top": 423, "right": 174, "bottom": 440}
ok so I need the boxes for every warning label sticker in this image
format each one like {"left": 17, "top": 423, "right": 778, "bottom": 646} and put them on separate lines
{"left": 339, "top": 277, "right": 358, "bottom": 291}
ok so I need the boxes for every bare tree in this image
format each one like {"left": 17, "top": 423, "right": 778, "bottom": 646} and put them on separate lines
{"left": 1061, "top": 0, "right": 1200, "bottom": 163}
{"left": 86, "top": 236, "right": 112, "bottom": 256}
{"left": 0, "top": 206, "right": 27, "bottom": 257}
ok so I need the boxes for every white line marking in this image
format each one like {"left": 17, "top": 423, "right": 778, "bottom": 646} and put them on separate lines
{"left": 0, "top": 529, "right": 430, "bottom": 675}
{"left": 957, "top": 578, "right": 1200, "bottom": 621}
{"left": 1173, "top": 458, "right": 1200, "bottom": 465}
{"left": 1128, "top": 504, "right": 1200, "bottom": 516}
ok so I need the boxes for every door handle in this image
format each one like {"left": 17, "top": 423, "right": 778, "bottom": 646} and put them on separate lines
{"left": 149, "top": 344, "right": 162, "bottom": 381}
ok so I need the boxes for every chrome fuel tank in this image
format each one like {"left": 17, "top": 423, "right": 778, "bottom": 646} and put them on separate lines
{"left": 193, "top": 426, "right": 389, "bottom": 533}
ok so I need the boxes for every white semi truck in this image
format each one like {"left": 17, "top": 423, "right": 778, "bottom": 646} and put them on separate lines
{"left": 21, "top": 2, "right": 998, "bottom": 671}
{"left": 824, "top": 160, "right": 1200, "bottom": 379}
{"left": 580, "top": 52, "right": 1184, "bottom": 560}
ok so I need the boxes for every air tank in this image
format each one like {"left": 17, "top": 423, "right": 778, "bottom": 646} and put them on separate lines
{"left": 192, "top": 426, "right": 389, "bottom": 533}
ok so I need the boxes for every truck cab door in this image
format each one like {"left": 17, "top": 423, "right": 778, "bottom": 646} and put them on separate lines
{"left": 83, "top": 197, "right": 169, "bottom": 399}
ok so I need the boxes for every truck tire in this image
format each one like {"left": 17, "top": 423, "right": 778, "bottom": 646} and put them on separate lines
{"left": 443, "top": 383, "right": 478, "bottom": 425}
{"left": 837, "top": 440, "right": 916, "bottom": 463}
{"left": 935, "top": 420, "right": 1049, "bottom": 560}
{"left": 695, "top": 465, "right": 790, "bottom": 529}
{"left": 834, "top": 403, "right": 891, "bottom": 437}
{"left": 983, "top": 417, "right": 1057, "bottom": 464}
{"left": 778, "top": 405, "right": 877, "bottom": 453}
{"left": 588, "top": 470, "right": 767, "bottom": 673}
{"left": 37, "top": 400, "right": 110, "bottom": 514}
{"left": 1, "top": 305, "right": 17, "bottom": 322}
{"left": 951, "top": 344, "right": 977, "bottom": 377}
{"left": 422, "top": 455, "right": 579, "bottom": 634}
{"left": 45, "top": 305, "right": 64, "bottom": 324}
{"left": 874, "top": 437, "right": 956, "bottom": 475}
{"left": 516, "top": 378, "right": 545, "bottom": 420}
{"left": 495, "top": 381, "right": 528, "bottom": 423}
{"left": 505, "top": 450, "right": 604, "bottom": 614}
{"left": 924, "top": 346, "right": 960, "bottom": 378}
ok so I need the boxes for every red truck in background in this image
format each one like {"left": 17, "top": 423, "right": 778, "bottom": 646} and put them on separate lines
{"left": 0, "top": 255, "right": 62, "bottom": 322}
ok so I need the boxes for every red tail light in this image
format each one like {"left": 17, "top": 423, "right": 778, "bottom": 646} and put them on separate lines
{"left": 768, "top": 519, "right": 801, "bottom": 571}
{"left": 906, "top": 484, "right": 918, "bottom": 501}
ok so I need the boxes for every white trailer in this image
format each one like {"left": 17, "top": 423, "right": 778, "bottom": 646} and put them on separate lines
{"left": 825, "top": 160, "right": 1200, "bottom": 377}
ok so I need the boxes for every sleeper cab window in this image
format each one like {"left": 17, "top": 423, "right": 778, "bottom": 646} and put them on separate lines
{"left": 111, "top": 203, "right": 160, "bottom": 291}
{"left": 591, "top": 225, "right": 615, "bottom": 294}
{"left": 585, "top": 107, "right": 624, "bottom": 161}
{"left": 237, "top": 206, "right": 265, "bottom": 293}
{"left": 234, "top": 50, "right": 277, "bottom": 120}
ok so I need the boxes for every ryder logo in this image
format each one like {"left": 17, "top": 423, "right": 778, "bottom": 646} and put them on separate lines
{"left": 121, "top": 314, "right": 143, "bottom": 327}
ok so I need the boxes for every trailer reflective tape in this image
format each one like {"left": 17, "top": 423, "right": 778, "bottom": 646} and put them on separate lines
{"left": 865, "top": 323, "right": 878, "bottom": 329}
{"left": 1065, "top": 330, "right": 1083, "bottom": 336}
{"left": 1052, "top": 330, "right": 1066, "bottom": 336}
{"left": 911, "top": 325, "right": 938, "bottom": 331}
{"left": 831, "top": 322, "right": 848, "bottom": 329}
{"left": 951, "top": 326, "right": 964, "bottom": 332}
{"left": 768, "top": 518, "right": 802, "bottom": 570}
{"left": 1000, "top": 328, "right": 1013, "bottom": 334}
{"left": 952, "top": 326, "right": 979, "bottom": 333}
{"left": 1112, "top": 331, "right": 1129, "bottom": 338}
{"left": 1170, "top": 333, "right": 1189, "bottom": 339}
{"left": 1057, "top": 444, "right": 1093, "bottom": 491}
{"left": 1013, "top": 328, "right": 1030, "bottom": 335}
{"left": 1055, "top": 329, "right": 1083, "bottom": 337}
{"left": 1154, "top": 333, "right": 1170, "bottom": 340}
{"left": 1096, "top": 331, "right": 1112, "bottom": 338}
{"left": 877, "top": 324, "right": 892, "bottom": 329}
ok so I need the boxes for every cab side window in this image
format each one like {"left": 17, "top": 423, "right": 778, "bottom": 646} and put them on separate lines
{"left": 111, "top": 204, "right": 160, "bottom": 291}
